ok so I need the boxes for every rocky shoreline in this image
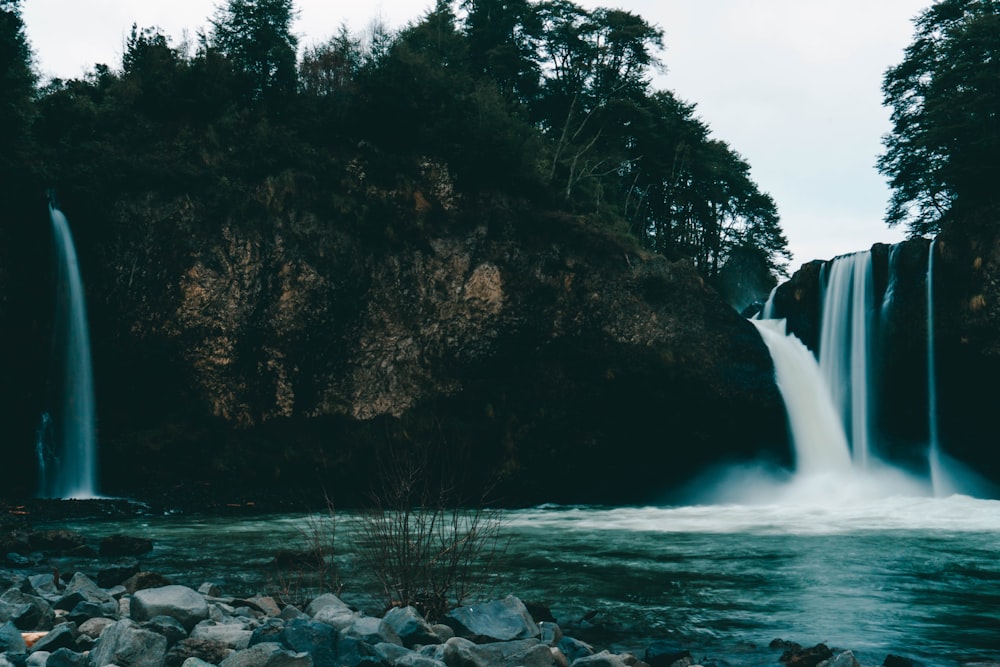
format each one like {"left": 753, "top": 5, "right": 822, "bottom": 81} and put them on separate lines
{"left": 0, "top": 523, "right": 965, "bottom": 667}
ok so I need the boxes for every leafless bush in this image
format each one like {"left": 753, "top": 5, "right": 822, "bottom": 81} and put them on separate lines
{"left": 270, "top": 491, "right": 342, "bottom": 606}
{"left": 357, "top": 438, "right": 507, "bottom": 621}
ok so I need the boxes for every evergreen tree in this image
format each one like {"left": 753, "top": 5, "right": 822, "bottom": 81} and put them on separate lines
{"left": 0, "top": 0, "right": 36, "bottom": 179}
{"left": 878, "top": 0, "right": 1000, "bottom": 234}
{"left": 210, "top": 0, "right": 298, "bottom": 103}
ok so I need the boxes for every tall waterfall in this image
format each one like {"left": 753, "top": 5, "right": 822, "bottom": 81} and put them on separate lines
{"left": 818, "top": 252, "right": 874, "bottom": 467}
{"left": 37, "top": 201, "right": 99, "bottom": 499}
{"left": 926, "top": 239, "right": 947, "bottom": 496}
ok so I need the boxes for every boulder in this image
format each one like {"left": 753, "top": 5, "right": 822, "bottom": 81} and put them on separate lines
{"left": 28, "top": 622, "right": 76, "bottom": 653}
{"left": 309, "top": 600, "right": 357, "bottom": 632}
{"left": 334, "top": 635, "right": 379, "bottom": 667}
{"left": 557, "top": 637, "right": 595, "bottom": 664}
{"left": 27, "top": 531, "right": 85, "bottom": 554}
{"left": 819, "top": 651, "right": 861, "bottom": 667}
{"left": 131, "top": 585, "right": 209, "bottom": 631}
{"left": 99, "top": 535, "right": 154, "bottom": 557}
{"left": 645, "top": 641, "right": 691, "bottom": 667}
{"left": 166, "top": 638, "right": 235, "bottom": 667}
{"left": 0, "top": 620, "right": 26, "bottom": 653}
{"left": 0, "top": 589, "right": 52, "bottom": 630}
{"left": 25, "top": 650, "right": 48, "bottom": 667}
{"left": 124, "top": 572, "right": 172, "bottom": 595}
{"left": 304, "top": 595, "right": 349, "bottom": 618}
{"left": 382, "top": 607, "right": 440, "bottom": 648}
{"left": 277, "top": 619, "right": 336, "bottom": 667}
{"left": 190, "top": 621, "right": 253, "bottom": 649}
{"left": 142, "top": 615, "right": 189, "bottom": 647}
{"left": 24, "top": 574, "right": 61, "bottom": 601}
{"left": 441, "top": 636, "right": 552, "bottom": 667}
{"left": 342, "top": 616, "right": 401, "bottom": 647}
{"left": 568, "top": 651, "right": 628, "bottom": 667}
{"left": 780, "top": 643, "right": 834, "bottom": 667}
{"left": 444, "top": 596, "right": 540, "bottom": 643}
{"left": 77, "top": 616, "right": 115, "bottom": 640}
{"left": 89, "top": 619, "right": 168, "bottom": 667}
{"left": 219, "top": 641, "right": 313, "bottom": 667}
{"left": 46, "top": 647, "right": 88, "bottom": 667}
{"left": 97, "top": 561, "right": 141, "bottom": 589}
{"left": 63, "top": 573, "right": 113, "bottom": 606}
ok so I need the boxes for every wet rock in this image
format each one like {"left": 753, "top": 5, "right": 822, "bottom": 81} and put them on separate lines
{"left": 308, "top": 596, "right": 357, "bottom": 632}
{"left": 89, "top": 619, "right": 168, "bottom": 667}
{"left": 0, "top": 620, "right": 26, "bottom": 653}
{"left": 167, "top": 638, "right": 236, "bottom": 667}
{"left": 142, "top": 615, "right": 189, "bottom": 647}
{"left": 780, "top": 643, "right": 834, "bottom": 667}
{"left": 219, "top": 641, "right": 312, "bottom": 667}
{"left": 0, "top": 589, "right": 53, "bottom": 631}
{"left": 124, "top": 572, "right": 172, "bottom": 595}
{"left": 63, "top": 574, "right": 113, "bottom": 606}
{"left": 190, "top": 620, "right": 253, "bottom": 649}
{"left": 343, "top": 616, "right": 401, "bottom": 647}
{"left": 382, "top": 606, "right": 439, "bottom": 648}
{"left": 27, "top": 532, "right": 84, "bottom": 554}
{"left": 444, "top": 595, "right": 540, "bottom": 643}
{"left": 77, "top": 616, "right": 114, "bottom": 640}
{"left": 28, "top": 622, "right": 76, "bottom": 653}
{"left": 99, "top": 535, "right": 154, "bottom": 557}
{"left": 25, "top": 650, "right": 48, "bottom": 667}
{"left": 46, "top": 647, "right": 87, "bottom": 667}
{"left": 558, "top": 636, "right": 595, "bottom": 664}
{"left": 645, "top": 641, "right": 691, "bottom": 667}
{"left": 334, "top": 635, "right": 379, "bottom": 667}
{"left": 97, "top": 561, "right": 140, "bottom": 589}
{"left": 277, "top": 619, "right": 336, "bottom": 667}
{"left": 131, "top": 585, "right": 209, "bottom": 631}
{"left": 819, "top": 651, "right": 860, "bottom": 667}
{"left": 569, "top": 650, "right": 628, "bottom": 667}
{"left": 24, "top": 574, "right": 60, "bottom": 601}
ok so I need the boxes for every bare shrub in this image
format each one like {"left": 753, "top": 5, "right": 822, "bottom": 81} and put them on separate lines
{"left": 357, "top": 438, "right": 507, "bottom": 621}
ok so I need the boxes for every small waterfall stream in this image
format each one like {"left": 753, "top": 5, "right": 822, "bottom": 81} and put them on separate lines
{"left": 37, "top": 201, "right": 99, "bottom": 499}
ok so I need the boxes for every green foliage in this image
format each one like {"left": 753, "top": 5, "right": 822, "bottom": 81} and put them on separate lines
{"left": 879, "top": 0, "right": 1000, "bottom": 234}
{"left": 19, "top": 0, "right": 788, "bottom": 289}
{"left": 0, "top": 0, "right": 37, "bottom": 180}
{"left": 209, "top": 0, "right": 298, "bottom": 103}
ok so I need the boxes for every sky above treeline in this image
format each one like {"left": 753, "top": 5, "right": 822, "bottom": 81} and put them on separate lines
{"left": 21, "top": 0, "right": 931, "bottom": 270}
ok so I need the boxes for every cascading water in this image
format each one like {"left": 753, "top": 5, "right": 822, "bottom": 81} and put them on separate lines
{"left": 37, "top": 199, "right": 99, "bottom": 499}
{"left": 818, "top": 251, "right": 874, "bottom": 467}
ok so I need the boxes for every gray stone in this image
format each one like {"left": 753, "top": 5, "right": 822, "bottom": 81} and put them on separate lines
{"left": 334, "top": 635, "right": 379, "bottom": 667}
{"left": 180, "top": 659, "right": 217, "bottom": 667}
{"left": 131, "top": 586, "right": 209, "bottom": 631}
{"left": 46, "top": 647, "right": 88, "bottom": 667}
{"left": 31, "top": 624, "right": 77, "bottom": 654}
{"left": 444, "top": 596, "right": 540, "bottom": 643}
{"left": 25, "top": 575, "right": 61, "bottom": 602}
{"left": 396, "top": 654, "right": 447, "bottom": 667}
{"left": 141, "top": 615, "right": 188, "bottom": 647}
{"left": 382, "top": 607, "right": 439, "bottom": 648}
{"left": 64, "top": 574, "right": 113, "bottom": 606}
{"left": 304, "top": 596, "right": 348, "bottom": 619}
{"left": 277, "top": 619, "right": 336, "bottom": 667}
{"left": 558, "top": 637, "right": 595, "bottom": 664}
{"left": 0, "top": 620, "right": 27, "bottom": 653}
{"left": 310, "top": 604, "right": 356, "bottom": 632}
{"left": 568, "top": 650, "right": 627, "bottom": 667}
{"left": 78, "top": 617, "right": 114, "bottom": 640}
{"left": 818, "top": 651, "right": 861, "bottom": 667}
{"left": 277, "top": 607, "right": 306, "bottom": 622}
{"left": 441, "top": 637, "right": 483, "bottom": 667}
{"left": 342, "top": 616, "right": 401, "bottom": 647}
{"left": 429, "top": 625, "right": 453, "bottom": 642}
{"left": 219, "top": 642, "right": 312, "bottom": 667}
{"left": 372, "top": 642, "right": 411, "bottom": 664}
{"left": 89, "top": 619, "right": 168, "bottom": 667}
{"left": 97, "top": 562, "right": 140, "bottom": 590}
{"left": 0, "top": 589, "right": 53, "bottom": 630}
{"left": 538, "top": 622, "right": 562, "bottom": 647}
{"left": 189, "top": 621, "right": 253, "bottom": 650}
{"left": 26, "top": 650, "right": 50, "bottom": 667}
{"left": 166, "top": 638, "right": 235, "bottom": 667}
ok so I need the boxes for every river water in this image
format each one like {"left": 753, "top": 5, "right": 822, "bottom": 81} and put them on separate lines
{"left": 36, "top": 493, "right": 1000, "bottom": 667}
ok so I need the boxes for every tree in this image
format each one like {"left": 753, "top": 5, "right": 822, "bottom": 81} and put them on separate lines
{"left": 878, "top": 0, "right": 1000, "bottom": 234}
{"left": 461, "top": 0, "right": 542, "bottom": 101}
{"left": 210, "top": 0, "right": 298, "bottom": 103}
{"left": 0, "top": 0, "right": 36, "bottom": 178}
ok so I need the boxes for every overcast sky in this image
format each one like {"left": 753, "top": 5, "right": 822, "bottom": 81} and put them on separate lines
{"left": 20, "top": 0, "right": 930, "bottom": 270}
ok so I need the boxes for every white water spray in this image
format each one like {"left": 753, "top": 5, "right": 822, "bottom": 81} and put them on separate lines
{"left": 37, "top": 201, "right": 99, "bottom": 499}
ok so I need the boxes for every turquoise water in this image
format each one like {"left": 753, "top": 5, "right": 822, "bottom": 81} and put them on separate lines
{"left": 39, "top": 496, "right": 1000, "bottom": 666}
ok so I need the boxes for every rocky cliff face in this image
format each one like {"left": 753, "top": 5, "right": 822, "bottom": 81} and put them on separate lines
{"left": 0, "top": 164, "right": 788, "bottom": 504}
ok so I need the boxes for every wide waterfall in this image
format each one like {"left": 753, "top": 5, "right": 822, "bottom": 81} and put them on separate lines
{"left": 37, "top": 200, "right": 99, "bottom": 499}
{"left": 750, "top": 242, "right": 992, "bottom": 499}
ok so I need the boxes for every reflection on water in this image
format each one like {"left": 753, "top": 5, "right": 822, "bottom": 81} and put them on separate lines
{"left": 38, "top": 496, "right": 1000, "bottom": 667}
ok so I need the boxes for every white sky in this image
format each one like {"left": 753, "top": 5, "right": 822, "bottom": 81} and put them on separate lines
{"left": 20, "top": 0, "right": 930, "bottom": 270}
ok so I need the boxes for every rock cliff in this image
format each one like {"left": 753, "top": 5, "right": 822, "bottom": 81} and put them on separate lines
{"left": 0, "top": 165, "right": 788, "bottom": 504}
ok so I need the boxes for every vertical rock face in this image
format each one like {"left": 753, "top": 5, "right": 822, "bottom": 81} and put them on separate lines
{"left": 766, "top": 225, "right": 1000, "bottom": 485}
{"left": 1, "top": 177, "right": 788, "bottom": 504}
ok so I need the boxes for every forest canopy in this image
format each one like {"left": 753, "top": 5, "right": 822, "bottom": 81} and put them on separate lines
{"left": 3, "top": 0, "right": 790, "bottom": 303}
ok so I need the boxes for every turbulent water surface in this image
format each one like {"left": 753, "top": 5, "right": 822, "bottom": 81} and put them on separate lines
{"left": 39, "top": 495, "right": 1000, "bottom": 666}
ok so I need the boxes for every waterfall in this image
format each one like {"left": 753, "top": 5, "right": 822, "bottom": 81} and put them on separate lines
{"left": 751, "top": 319, "right": 852, "bottom": 474}
{"left": 37, "top": 201, "right": 99, "bottom": 499}
{"left": 926, "top": 239, "right": 946, "bottom": 496}
{"left": 818, "top": 252, "right": 874, "bottom": 467}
